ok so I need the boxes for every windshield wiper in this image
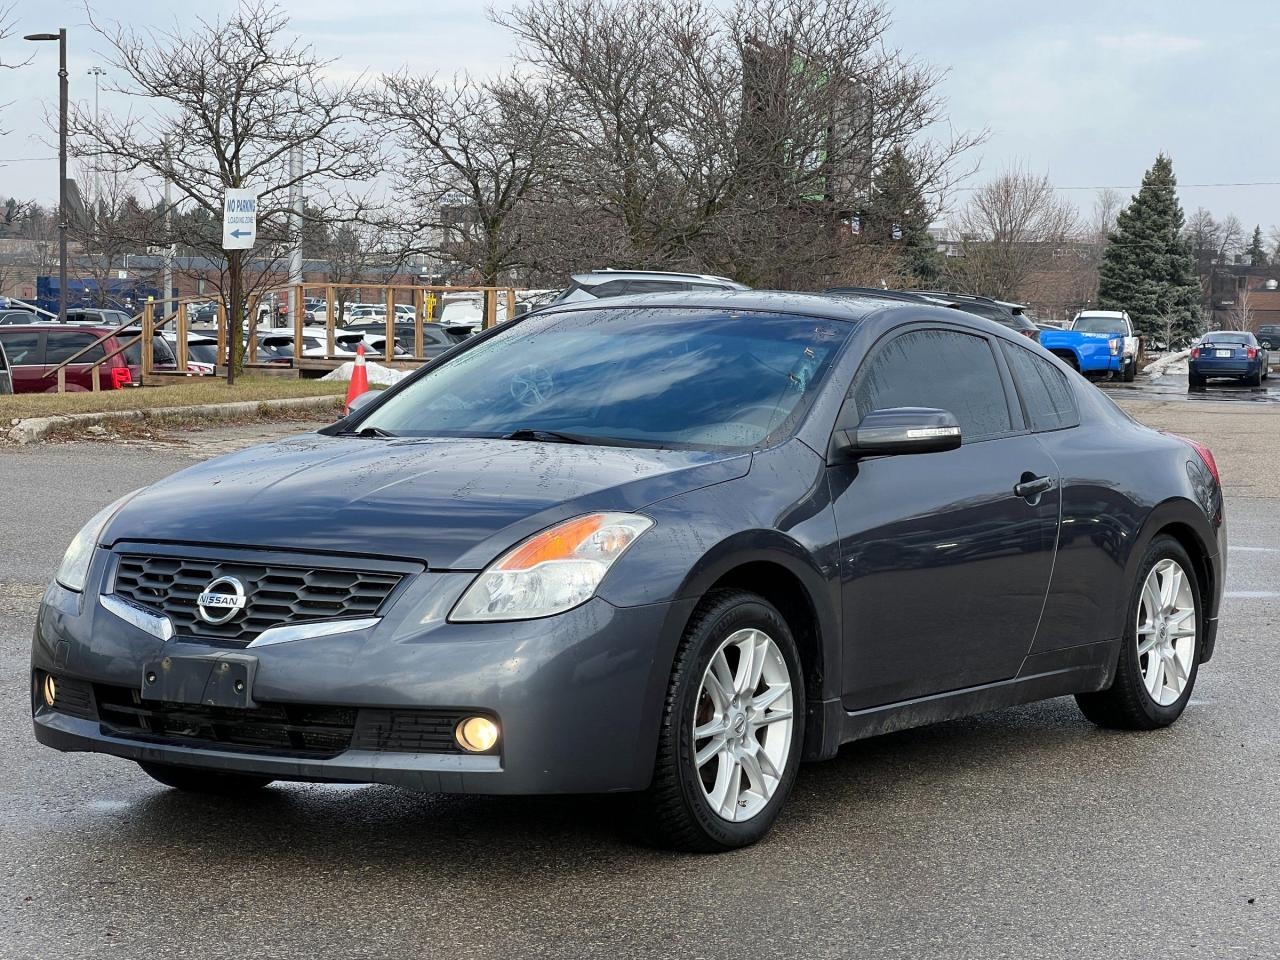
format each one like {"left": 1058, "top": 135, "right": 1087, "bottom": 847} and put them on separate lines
{"left": 342, "top": 425, "right": 398, "bottom": 438}
{"left": 502, "top": 427, "right": 590, "bottom": 444}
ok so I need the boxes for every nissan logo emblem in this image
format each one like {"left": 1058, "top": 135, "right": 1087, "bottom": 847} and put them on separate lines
{"left": 196, "top": 576, "right": 248, "bottom": 625}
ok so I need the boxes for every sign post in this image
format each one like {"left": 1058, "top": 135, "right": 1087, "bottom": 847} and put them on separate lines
{"left": 221, "top": 188, "right": 258, "bottom": 250}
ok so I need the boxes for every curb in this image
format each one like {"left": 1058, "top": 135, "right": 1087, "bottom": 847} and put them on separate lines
{"left": 7, "top": 394, "right": 343, "bottom": 445}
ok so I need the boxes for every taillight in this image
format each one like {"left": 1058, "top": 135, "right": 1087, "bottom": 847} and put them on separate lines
{"left": 1190, "top": 348, "right": 1200, "bottom": 359}
{"left": 1167, "top": 432, "right": 1220, "bottom": 485}
{"left": 110, "top": 366, "right": 132, "bottom": 389}
{"left": 1020, "top": 328, "right": 1036, "bottom": 338}
{"left": 1109, "top": 338, "right": 1121, "bottom": 356}
{"left": 1247, "top": 346, "right": 1257, "bottom": 359}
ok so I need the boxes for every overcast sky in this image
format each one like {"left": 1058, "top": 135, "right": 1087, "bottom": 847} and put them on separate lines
{"left": 3, "top": 0, "right": 1277, "bottom": 234}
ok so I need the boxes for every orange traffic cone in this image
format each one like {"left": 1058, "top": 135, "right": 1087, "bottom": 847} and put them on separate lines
{"left": 344, "top": 343, "right": 369, "bottom": 414}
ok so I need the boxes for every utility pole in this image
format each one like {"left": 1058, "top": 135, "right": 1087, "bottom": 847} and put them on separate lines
{"left": 25, "top": 28, "right": 69, "bottom": 323}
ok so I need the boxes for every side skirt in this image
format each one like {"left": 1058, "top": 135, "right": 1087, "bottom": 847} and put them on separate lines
{"left": 806, "top": 640, "right": 1115, "bottom": 759}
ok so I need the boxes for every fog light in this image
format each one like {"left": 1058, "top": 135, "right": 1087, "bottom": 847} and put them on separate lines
{"left": 42, "top": 673, "right": 57, "bottom": 707}
{"left": 455, "top": 716, "right": 499, "bottom": 753}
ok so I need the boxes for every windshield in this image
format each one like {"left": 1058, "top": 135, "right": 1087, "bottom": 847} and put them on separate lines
{"left": 359, "top": 308, "right": 850, "bottom": 449}
{"left": 1073, "top": 315, "right": 1126, "bottom": 334}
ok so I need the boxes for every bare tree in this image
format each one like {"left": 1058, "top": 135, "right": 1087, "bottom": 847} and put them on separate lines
{"left": 72, "top": 1, "right": 380, "bottom": 381}
{"left": 496, "top": 0, "right": 983, "bottom": 287}
{"left": 1091, "top": 188, "right": 1122, "bottom": 241}
{"left": 945, "top": 167, "right": 1079, "bottom": 300}
{"left": 369, "top": 73, "right": 564, "bottom": 291}
{"left": 67, "top": 164, "right": 155, "bottom": 307}
{"left": 0, "top": 3, "right": 33, "bottom": 135}
{"left": 1222, "top": 285, "right": 1254, "bottom": 332}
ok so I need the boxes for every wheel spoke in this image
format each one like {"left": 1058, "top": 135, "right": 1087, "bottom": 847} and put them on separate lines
{"left": 1137, "top": 634, "right": 1159, "bottom": 656}
{"left": 1167, "top": 650, "right": 1188, "bottom": 685}
{"left": 739, "top": 747, "right": 771, "bottom": 795}
{"left": 1145, "top": 655, "right": 1165, "bottom": 699}
{"left": 706, "top": 751, "right": 736, "bottom": 815}
{"left": 1141, "top": 577, "right": 1162, "bottom": 629}
{"left": 695, "top": 739, "right": 723, "bottom": 768}
{"left": 694, "top": 716, "right": 728, "bottom": 740}
{"left": 732, "top": 634, "right": 757, "bottom": 696}
{"left": 755, "top": 745, "right": 782, "bottom": 781}
{"left": 746, "top": 634, "right": 769, "bottom": 694}
{"left": 708, "top": 651, "right": 734, "bottom": 708}
{"left": 754, "top": 708, "right": 793, "bottom": 727}
{"left": 751, "top": 682, "right": 790, "bottom": 713}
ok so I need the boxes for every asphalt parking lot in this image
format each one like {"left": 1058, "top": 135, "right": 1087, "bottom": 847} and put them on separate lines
{"left": 2, "top": 397, "right": 1278, "bottom": 960}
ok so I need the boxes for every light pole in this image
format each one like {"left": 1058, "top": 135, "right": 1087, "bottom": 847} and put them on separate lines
{"left": 26, "top": 28, "right": 68, "bottom": 323}
{"left": 87, "top": 66, "right": 105, "bottom": 223}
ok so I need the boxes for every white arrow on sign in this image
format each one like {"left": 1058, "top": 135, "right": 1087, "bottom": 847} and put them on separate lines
{"left": 222, "top": 188, "right": 258, "bottom": 250}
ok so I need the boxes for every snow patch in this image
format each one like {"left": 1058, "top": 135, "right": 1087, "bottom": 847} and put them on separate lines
{"left": 320, "top": 360, "right": 408, "bottom": 386}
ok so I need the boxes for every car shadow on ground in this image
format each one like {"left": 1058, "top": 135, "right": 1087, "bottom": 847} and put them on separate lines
{"left": 37, "top": 695, "right": 1138, "bottom": 879}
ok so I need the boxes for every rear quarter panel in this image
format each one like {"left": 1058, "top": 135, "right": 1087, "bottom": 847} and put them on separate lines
{"left": 1029, "top": 385, "right": 1222, "bottom": 658}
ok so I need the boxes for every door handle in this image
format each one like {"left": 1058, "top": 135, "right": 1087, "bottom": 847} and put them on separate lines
{"left": 1014, "top": 474, "right": 1056, "bottom": 499}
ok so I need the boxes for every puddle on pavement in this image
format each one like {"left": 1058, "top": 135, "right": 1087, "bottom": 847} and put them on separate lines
{"left": 1099, "top": 374, "right": 1280, "bottom": 405}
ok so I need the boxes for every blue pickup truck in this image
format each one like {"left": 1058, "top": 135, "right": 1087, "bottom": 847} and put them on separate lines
{"left": 1039, "top": 310, "right": 1137, "bottom": 381}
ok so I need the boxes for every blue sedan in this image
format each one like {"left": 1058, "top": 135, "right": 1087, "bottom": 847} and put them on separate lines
{"left": 1189, "top": 331, "right": 1270, "bottom": 388}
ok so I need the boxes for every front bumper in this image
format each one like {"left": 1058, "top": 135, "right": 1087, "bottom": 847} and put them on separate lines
{"left": 31, "top": 561, "right": 693, "bottom": 795}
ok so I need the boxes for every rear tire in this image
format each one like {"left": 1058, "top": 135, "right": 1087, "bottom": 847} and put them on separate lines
{"left": 636, "top": 590, "right": 805, "bottom": 852}
{"left": 1188, "top": 372, "right": 1205, "bottom": 389}
{"left": 1076, "top": 535, "right": 1202, "bottom": 730}
{"left": 1122, "top": 358, "right": 1137, "bottom": 382}
{"left": 1248, "top": 366, "right": 1264, "bottom": 387}
{"left": 138, "top": 761, "right": 274, "bottom": 794}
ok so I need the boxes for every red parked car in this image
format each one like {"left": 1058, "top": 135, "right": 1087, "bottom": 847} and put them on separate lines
{"left": 0, "top": 324, "right": 141, "bottom": 392}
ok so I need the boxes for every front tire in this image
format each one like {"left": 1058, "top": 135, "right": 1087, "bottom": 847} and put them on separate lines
{"left": 138, "top": 761, "right": 275, "bottom": 794}
{"left": 1076, "top": 535, "right": 1201, "bottom": 730}
{"left": 637, "top": 590, "right": 805, "bottom": 852}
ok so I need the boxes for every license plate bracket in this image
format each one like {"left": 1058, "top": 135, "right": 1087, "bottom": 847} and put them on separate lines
{"left": 141, "top": 653, "right": 258, "bottom": 709}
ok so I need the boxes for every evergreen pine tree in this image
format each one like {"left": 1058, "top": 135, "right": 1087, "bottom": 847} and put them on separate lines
{"left": 1098, "top": 153, "right": 1202, "bottom": 342}
{"left": 863, "top": 147, "right": 943, "bottom": 285}
{"left": 1247, "top": 225, "right": 1269, "bottom": 267}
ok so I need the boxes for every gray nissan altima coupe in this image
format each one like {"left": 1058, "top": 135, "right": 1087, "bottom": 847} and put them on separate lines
{"left": 31, "top": 291, "right": 1225, "bottom": 851}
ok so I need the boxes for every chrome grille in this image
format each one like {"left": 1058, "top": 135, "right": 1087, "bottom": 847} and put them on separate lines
{"left": 111, "top": 554, "right": 402, "bottom": 644}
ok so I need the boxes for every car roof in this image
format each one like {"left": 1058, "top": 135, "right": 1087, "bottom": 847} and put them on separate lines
{"left": 532, "top": 289, "right": 916, "bottom": 324}
{"left": 1074, "top": 309, "right": 1126, "bottom": 318}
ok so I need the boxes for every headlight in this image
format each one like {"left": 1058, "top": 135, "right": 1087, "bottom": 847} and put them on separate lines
{"left": 450, "top": 512, "right": 653, "bottom": 622}
{"left": 55, "top": 491, "right": 141, "bottom": 592}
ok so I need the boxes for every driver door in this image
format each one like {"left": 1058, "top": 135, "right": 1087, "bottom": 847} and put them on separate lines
{"left": 830, "top": 325, "right": 1061, "bottom": 709}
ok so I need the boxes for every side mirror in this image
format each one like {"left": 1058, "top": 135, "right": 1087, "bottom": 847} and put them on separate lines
{"left": 831, "top": 407, "right": 962, "bottom": 462}
{"left": 514, "top": 303, "right": 530, "bottom": 316}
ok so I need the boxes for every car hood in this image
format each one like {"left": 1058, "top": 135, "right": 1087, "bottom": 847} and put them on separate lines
{"left": 105, "top": 434, "right": 751, "bottom": 569}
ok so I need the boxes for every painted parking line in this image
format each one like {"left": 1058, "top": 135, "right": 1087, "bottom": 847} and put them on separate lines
{"left": 1225, "top": 590, "right": 1280, "bottom": 599}
{"left": 1230, "top": 546, "right": 1280, "bottom": 553}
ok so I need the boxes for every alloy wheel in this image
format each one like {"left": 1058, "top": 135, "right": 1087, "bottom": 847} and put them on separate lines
{"left": 692, "top": 628, "right": 794, "bottom": 822}
{"left": 1136, "top": 558, "right": 1197, "bottom": 707}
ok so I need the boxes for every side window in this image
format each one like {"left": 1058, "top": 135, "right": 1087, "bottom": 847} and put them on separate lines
{"left": 1001, "top": 342, "right": 1080, "bottom": 431}
{"left": 853, "top": 328, "right": 1013, "bottom": 441}
{"left": 584, "top": 280, "right": 630, "bottom": 298}
{"left": 0, "top": 331, "right": 42, "bottom": 366}
{"left": 628, "top": 280, "right": 689, "bottom": 294}
{"left": 45, "top": 333, "right": 106, "bottom": 365}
